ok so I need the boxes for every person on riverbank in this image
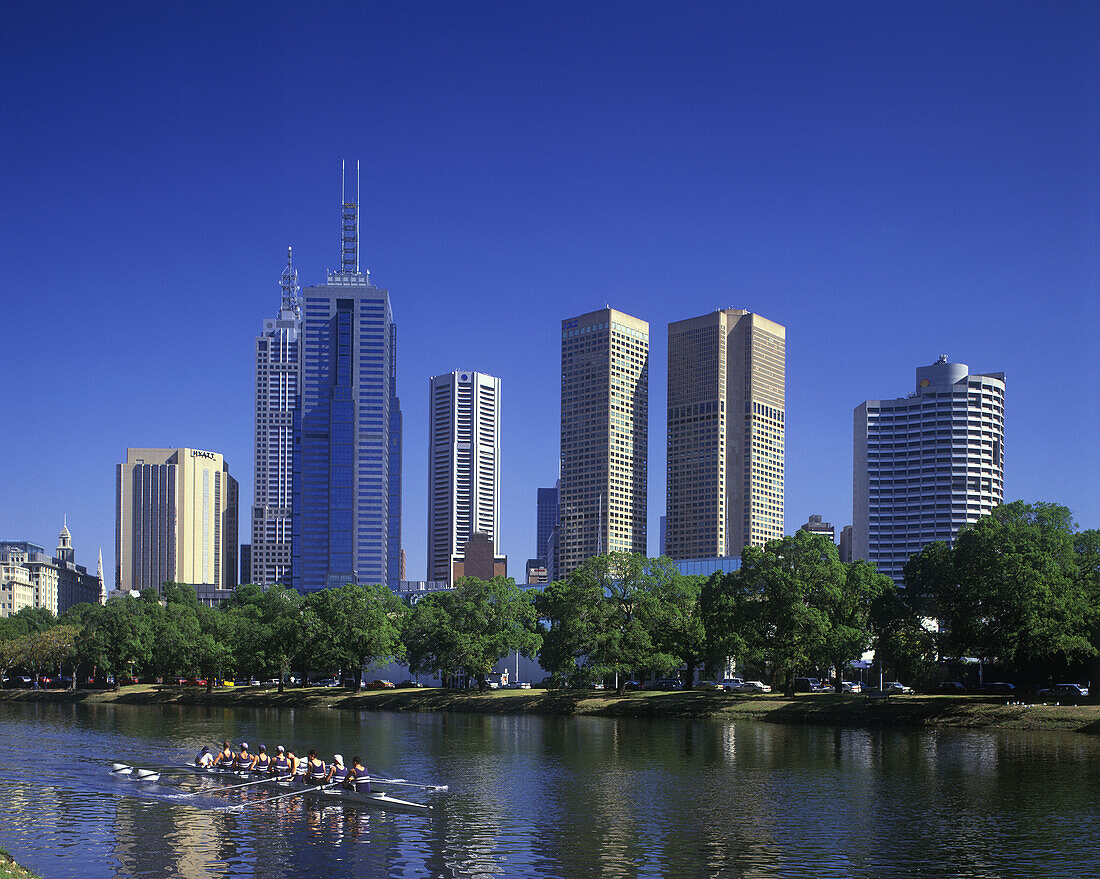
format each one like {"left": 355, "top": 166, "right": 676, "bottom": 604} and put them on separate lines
{"left": 252, "top": 744, "right": 271, "bottom": 774}
{"left": 304, "top": 749, "right": 327, "bottom": 785}
{"left": 345, "top": 757, "right": 370, "bottom": 793}
{"left": 233, "top": 742, "right": 255, "bottom": 771}
{"left": 325, "top": 754, "right": 348, "bottom": 786}
{"left": 194, "top": 746, "right": 214, "bottom": 768}
{"left": 215, "top": 741, "right": 234, "bottom": 769}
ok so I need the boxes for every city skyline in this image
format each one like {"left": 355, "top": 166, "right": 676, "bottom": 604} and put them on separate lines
{"left": 3, "top": 4, "right": 1097, "bottom": 584}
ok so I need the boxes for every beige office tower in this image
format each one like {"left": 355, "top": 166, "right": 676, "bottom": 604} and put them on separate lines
{"left": 559, "top": 308, "right": 649, "bottom": 577}
{"left": 115, "top": 448, "right": 239, "bottom": 594}
{"left": 666, "top": 310, "right": 785, "bottom": 560}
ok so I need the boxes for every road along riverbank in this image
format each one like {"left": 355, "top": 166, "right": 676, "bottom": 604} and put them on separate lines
{"left": 4, "top": 684, "right": 1100, "bottom": 735}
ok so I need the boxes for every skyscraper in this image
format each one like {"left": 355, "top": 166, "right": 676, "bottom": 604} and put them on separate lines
{"left": 115, "top": 447, "right": 239, "bottom": 595}
{"left": 251, "top": 248, "right": 301, "bottom": 588}
{"left": 854, "top": 356, "right": 1005, "bottom": 586}
{"left": 559, "top": 308, "right": 648, "bottom": 577}
{"left": 427, "top": 370, "right": 501, "bottom": 584}
{"left": 665, "top": 309, "right": 785, "bottom": 560}
{"left": 292, "top": 166, "right": 401, "bottom": 592}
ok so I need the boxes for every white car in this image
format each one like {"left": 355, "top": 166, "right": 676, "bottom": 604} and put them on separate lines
{"left": 883, "top": 681, "right": 913, "bottom": 694}
{"left": 740, "top": 680, "right": 772, "bottom": 693}
{"left": 721, "top": 678, "right": 744, "bottom": 691}
{"left": 841, "top": 681, "right": 862, "bottom": 694}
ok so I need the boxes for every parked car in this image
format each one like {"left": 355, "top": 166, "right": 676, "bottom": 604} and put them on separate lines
{"left": 695, "top": 679, "right": 725, "bottom": 690}
{"left": 503, "top": 681, "right": 532, "bottom": 689}
{"left": 644, "top": 679, "right": 683, "bottom": 690}
{"left": 883, "top": 681, "right": 914, "bottom": 694}
{"left": 396, "top": 679, "right": 425, "bottom": 688}
{"left": 183, "top": 678, "right": 207, "bottom": 686}
{"left": 722, "top": 678, "right": 745, "bottom": 691}
{"left": 980, "top": 682, "right": 1016, "bottom": 695}
{"left": 841, "top": 681, "right": 862, "bottom": 694}
{"left": 740, "top": 680, "right": 772, "bottom": 693}
{"left": 366, "top": 679, "right": 395, "bottom": 689}
{"left": 1038, "top": 683, "right": 1089, "bottom": 699}
{"left": 313, "top": 678, "right": 340, "bottom": 688}
{"left": 623, "top": 680, "right": 642, "bottom": 690}
{"left": 793, "top": 677, "right": 828, "bottom": 693}
{"left": 939, "top": 681, "right": 967, "bottom": 694}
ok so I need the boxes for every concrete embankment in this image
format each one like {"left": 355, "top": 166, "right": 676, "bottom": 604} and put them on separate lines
{"left": 3, "top": 685, "right": 1099, "bottom": 736}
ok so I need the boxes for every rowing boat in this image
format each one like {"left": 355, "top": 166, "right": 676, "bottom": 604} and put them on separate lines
{"left": 110, "top": 763, "right": 437, "bottom": 813}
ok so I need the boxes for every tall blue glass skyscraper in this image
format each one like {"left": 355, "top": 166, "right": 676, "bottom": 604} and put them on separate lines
{"left": 292, "top": 177, "right": 401, "bottom": 592}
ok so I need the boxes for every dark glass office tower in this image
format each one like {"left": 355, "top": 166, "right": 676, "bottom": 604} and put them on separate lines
{"left": 292, "top": 168, "right": 401, "bottom": 592}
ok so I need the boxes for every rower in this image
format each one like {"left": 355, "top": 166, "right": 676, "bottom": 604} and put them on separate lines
{"left": 345, "top": 757, "right": 370, "bottom": 793}
{"left": 233, "top": 741, "right": 255, "bottom": 771}
{"left": 325, "top": 754, "right": 349, "bottom": 786}
{"left": 303, "top": 749, "right": 327, "bottom": 785}
{"left": 215, "top": 740, "right": 235, "bottom": 769}
{"left": 252, "top": 744, "right": 271, "bottom": 774}
{"left": 194, "top": 746, "right": 214, "bottom": 768}
{"left": 270, "top": 745, "right": 292, "bottom": 777}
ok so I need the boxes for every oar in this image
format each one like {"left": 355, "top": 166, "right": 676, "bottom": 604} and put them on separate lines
{"left": 371, "top": 777, "right": 448, "bottom": 792}
{"left": 223, "top": 781, "right": 337, "bottom": 812}
{"left": 181, "top": 773, "right": 294, "bottom": 797}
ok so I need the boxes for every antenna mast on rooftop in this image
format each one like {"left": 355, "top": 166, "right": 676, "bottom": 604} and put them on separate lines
{"left": 280, "top": 246, "right": 300, "bottom": 317}
{"left": 340, "top": 159, "right": 360, "bottom": 275}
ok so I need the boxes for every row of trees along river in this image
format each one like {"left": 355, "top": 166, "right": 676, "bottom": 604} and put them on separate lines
{"left": 2, "top": 502, "right": 1098, "bottom": 696}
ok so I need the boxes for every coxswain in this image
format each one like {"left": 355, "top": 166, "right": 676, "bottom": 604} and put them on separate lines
{"left": 325, "top": 754, "right": 349, "bottom": 786}
{"left": 270, "top": 745, "right": 292, "bottom": 778}
{"left": 233, "top": 741, "right": 255, "bottom": 771}
{"left": 252, "top": 744, "right": 271, "bottom": 774}
{"left": 194, "top": 746, "right": 214, "bottom": 768}
{"left": 345, "top": 757, "right": 370, "bottom": 793}
{"left": 304, "top": 749, "right": 327, "bottom": 785}
{"left": 215, "top": 740, "right": 235, "bottom": 769}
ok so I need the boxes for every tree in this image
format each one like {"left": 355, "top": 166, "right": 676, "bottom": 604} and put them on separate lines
{"left": 24, "top": 626, "right": 79, "bottom": 685}
{"left": 228, "top": 585, "right": 303, "bottom": 692}
{"left": 536, "top": 554, "right": 678, "bottom": 692}
{"left": 916, "top": 501, "right": 1096, "bottom": 684}
{"left": 823, "top": 560, "right": 890, "bottom": 691}
{"left": 305, "top": 584, "right": 406, "bottom": 690}
{"left": 735, "top": 531, "right": 843, "bottom": 696}
{"left": 407, "top": 577, "right": 540, "bottom": 690}
{"left": 645, "top": 565, "right": 707, "bottom": 686}
{"left": 74, "top": 595, "right": 155, "bottom": 687}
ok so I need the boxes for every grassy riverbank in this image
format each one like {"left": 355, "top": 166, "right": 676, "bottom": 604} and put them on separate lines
{"left": 4, "top": 683, "right": 1100, "bottom": 735}
{"left": 0, "top": 846, "right": 41, "bottom": 879}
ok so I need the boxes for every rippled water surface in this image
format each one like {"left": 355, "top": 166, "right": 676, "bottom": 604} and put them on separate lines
{"left": 2, "top": 701, "right": 1099, "bottom": 877}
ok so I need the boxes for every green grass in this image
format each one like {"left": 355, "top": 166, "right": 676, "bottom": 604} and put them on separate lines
{"left": 4, "top": 683, "right": 1100, "bottom": 735}
{"left": 0, "top": 844, "right": 42, "bottom": 879}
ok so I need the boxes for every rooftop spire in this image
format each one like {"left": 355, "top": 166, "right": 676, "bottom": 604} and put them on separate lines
{"left": 279, "top": 245, "right": 300, "bottom": 316}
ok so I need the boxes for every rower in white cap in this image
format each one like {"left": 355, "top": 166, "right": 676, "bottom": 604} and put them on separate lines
{"left": 325, "top": 753, "right": 349, "bottom": 786}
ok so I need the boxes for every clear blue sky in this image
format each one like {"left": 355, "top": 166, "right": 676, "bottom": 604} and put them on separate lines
{"left": 2, "top": 2, "right": 1097, "bottom": 584}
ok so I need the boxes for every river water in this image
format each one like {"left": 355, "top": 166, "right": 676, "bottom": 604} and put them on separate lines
{"left": 2, "top": 701, "right": 1099, "bottom": 878}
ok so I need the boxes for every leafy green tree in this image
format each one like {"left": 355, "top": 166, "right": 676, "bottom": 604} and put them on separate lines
{"left": 536, "top": 554, "right": 678, "bottom": 692}
{"left": 73, "top": 595, "right": 154, "bottom": 687}
{"left": 823, "top": 560, "right": 890, "bottom": 691}
{"left": 0, "top": 606, "right": 57, "bottom": 641}
{"left": 228, "top": 584, "right": 303, "bottom": 692}
{"left": 645, "top": 564, "right": 707, "bottom": 686}
{"left": 24, "top": 625, "right": 79, "bottom": 685}
{"left": 195, "top": 603, "right": 236, "bottom": 692}
{"left": 305, "top": 584, "right": 406, "bottom": 690}
{"left": 700, "top": 570, "right": 752, "bottom": 677}
{"left": 736, "top": 531, "right": 843, "bottom": 696}
{"left": 406, "top": 577, "right": 540, "bottom": 690}
{"left": 910, "top": 501, "right": 1095, "bottom": 685}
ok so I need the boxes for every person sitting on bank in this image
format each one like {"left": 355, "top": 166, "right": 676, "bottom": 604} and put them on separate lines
{"left": 215, "top": 740, "right": 235, "bottom": 769}
{"left": 325, "top": 754, "right": 349, "bottom": 786}
{"left": 233, "top": 742, "right": 255, "bottom": 771}
{"left": 304, "top": 749, "right": 327, "bottom": 785}
{"left": 194, "top": 746, "right": 214, "bottom": 768}
{"left": 345, "top": 757, "right": 370, "bottom": 793}
{"left": 252, "top": 744, "right": 271, "bottom": 774}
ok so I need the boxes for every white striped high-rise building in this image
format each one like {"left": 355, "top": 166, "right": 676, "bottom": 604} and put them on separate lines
{"left": 854, "top": 357, "right": 1006, "bottom": 586}
{"left": 559, "top": 308, "right": 649, "bottom": 577}
{"left": 427, "top": 371, "right": 502, "bottom": 585}
{"left": 665, "top": 309, "right": 785, "bottom": 560}
{"left": 250, "top": 248, "right": 301, "bottom": 587}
